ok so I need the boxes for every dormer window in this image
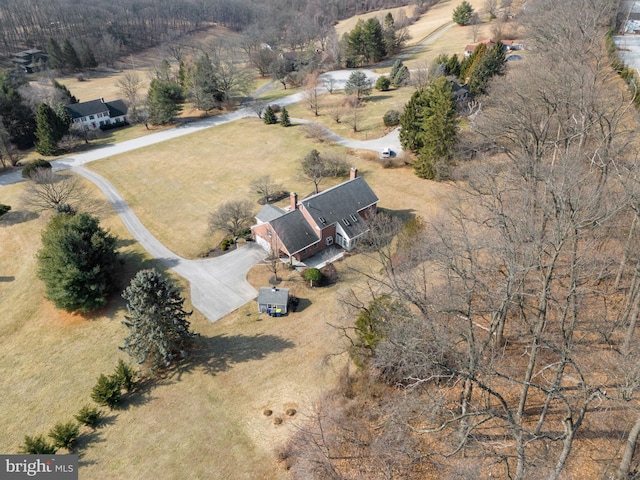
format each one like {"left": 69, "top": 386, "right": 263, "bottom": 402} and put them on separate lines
{"left": 342, "top": 218, "right": 351, "bottom": 226}
{"left": 319, "top": 216, "right": 326, "bottom": 224}
{"left": 350, "top": 214, "right": 358, "bottom": 223}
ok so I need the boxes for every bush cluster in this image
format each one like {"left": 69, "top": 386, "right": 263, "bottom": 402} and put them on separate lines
{"left": 21, "top": 159, "right": 51, "bottom": 179}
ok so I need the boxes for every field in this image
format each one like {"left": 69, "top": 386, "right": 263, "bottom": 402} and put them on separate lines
{"left": 0, "top": 2, "right": 484, "bottom": 479}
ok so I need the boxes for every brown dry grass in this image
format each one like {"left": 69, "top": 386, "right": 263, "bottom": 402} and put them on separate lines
{"left": 0, "top": 4, "right": 476, "bottom": 479}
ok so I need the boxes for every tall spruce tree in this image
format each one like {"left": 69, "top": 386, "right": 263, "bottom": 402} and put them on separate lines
{"left": 452, "top": 0, "right": 475, "bottom": 26}
{"left": 37, "top": 211, "right": 119, "bottom": 312}
{"left": 121, "top": 269, "right": 193, "bottom": 371}
{"left": 62, "top": 39, "right": 82, "bottom": 71}
{"left": 279, "top": 106, "right": 291, "bottom": 127}
{"left": 399, "top": 88, "right": 429, "bottom": 153}
{"left": 46, "top": 38, "right": 63, "bottom": 70}
{"left": 147, "top": 78, "right": 183, "bottom": 125}
{"left": 468, "top": 41, "right": 506, "bottom": 96}
{"left": 414, "top": 77, "right": 457, "bottom": 180}
{"left": 35, "top": 103, "right": 59, "bottom": 155}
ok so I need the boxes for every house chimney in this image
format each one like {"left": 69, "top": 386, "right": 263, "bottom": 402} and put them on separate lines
{"left": 350, "top": 167, "right": 358, "bottom": 180}
{"left": 290, "top": 192, "right": 298, "bottom": 211}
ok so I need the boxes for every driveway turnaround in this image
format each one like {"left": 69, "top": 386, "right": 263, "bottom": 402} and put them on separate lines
{"left": 1, "top": 67, "right": 410, "bottom": 322}
{"left": 74, "top": 166, "right": 267, "bottom": 322}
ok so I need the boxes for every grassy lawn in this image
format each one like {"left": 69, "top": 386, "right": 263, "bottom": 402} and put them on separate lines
{"left": 0, "top": 3, "right": 474, "bottom": 478}
{"left": 87, "top": 118, "right": 351, "bottom": 259}
{"left": 286, "top": 87, "right": 413, "bottom": 141}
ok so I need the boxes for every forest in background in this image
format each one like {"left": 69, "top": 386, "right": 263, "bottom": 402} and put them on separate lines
{"left": 0, "top": 0, "right": 434, "bottom": 61}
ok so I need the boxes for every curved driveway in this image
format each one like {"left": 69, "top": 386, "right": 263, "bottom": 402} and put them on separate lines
{"left": 1, "top": 70, "right": 405, "bottom": 322}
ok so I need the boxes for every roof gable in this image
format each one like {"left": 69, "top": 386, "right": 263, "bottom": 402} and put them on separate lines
{"left": 256, "top": 204, "right": 285, "bottom": 223}
{"left": 270, "top": 209, "right": 320, "bottom": 255}
{"left": 258, "top": 287, "right": 289, "bottom": 305}
{"left": 299, "top": 177, "right": 378, "bottom": 238}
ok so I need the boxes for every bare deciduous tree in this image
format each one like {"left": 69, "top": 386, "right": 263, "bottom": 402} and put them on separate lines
{"left": 208, "top": 200, "right": 254, "bottom": 239}
{"left": 250, "top": 175, "right": 282, "bottom": 204}
{"left": 22, "top": 169, "right": 86, "bottom": 211}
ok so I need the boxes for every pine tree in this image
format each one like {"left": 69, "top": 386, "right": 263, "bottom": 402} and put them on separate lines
{"left": 46, "top": 38, "right": 63, "bottom": 70}
{"left": 468, "top": 41, "right": 506, "bottom": 96}
{"left": 383, "top": 13, "right": 398, "bottom": 55}
{"left": 459, "top": 43, "right": 486, "bottom": 81}
{"left": 344, "top": 71, "right": 372, "bottom": 100}
{"left": 80, "top": 45, "right": 98, "bottom": 68}
{"left": 452, "top": 1, "right": 475, "bottom": 26}
{"left": 121, "top": 269, "right": 193, "bottom": 371}
{"left": 279, "top": 106, "right": 291, "bottom": 127}
{"left": 263, "top": 105, "right": 277, "bottom": 124}
{"left": 147, "top": 78, "right": 183, "bottom": 125}
{"left": 62, "top": 39, "right": 82, "bottom": 71}
{"left": 37, "top": 211, "right": 119, "bottom": 312}
{"left": 35, "top": 103, "right": 59, "bottom": 155}
{"left": 53, "top": 80, "right": 78, "bottom": 104}
{"left": 414, "top": 77, "right": 457, "bottom": 180}
{"left": 399, "top": 89, "right": 429, "bottom": 153}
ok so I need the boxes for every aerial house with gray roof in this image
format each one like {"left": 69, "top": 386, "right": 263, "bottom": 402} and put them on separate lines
{"left": 251, "top": 168, "right": 378, "bottom": 263}
{"left": 65, "top": 98, "right": 129, "bottom": 130}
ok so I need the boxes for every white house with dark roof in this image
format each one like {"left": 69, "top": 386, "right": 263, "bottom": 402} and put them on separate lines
{"left": 251, "top": 168, "right": 378, "bottom": 263}
{"left": 65, "top": 98, "right": 129, "bottom": 130}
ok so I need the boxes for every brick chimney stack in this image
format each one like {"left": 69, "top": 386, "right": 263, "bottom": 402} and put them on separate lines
{"left": 290, "top": 192, "right": 298, "bottom": 211}
{"left": 350, "top": 167, "right": 358, "bottom": 180}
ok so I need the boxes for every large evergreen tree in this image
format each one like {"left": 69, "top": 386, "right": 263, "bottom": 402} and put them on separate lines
{"left": 414, "top": 77, "right": 457, "bottom": 180}
{"left": 187, "top": 54, "right": 223, "bottom": 114}
{"left": 452, "top": 1, "right": 475, "bottom": 26}
{"left": 37, "top": 211, "right": 119, "bottom": 312}
{"left": 61, "top": 39, "right": 82, "bottom": 71}
{"left": 344, "top": 71, "right": 372, "bottom": 100}
{"left": 35, "top": 103, "right": 59, "bottom": 155}
{"left": 147, "top": 79, "right": 183, "bottom": 125}
{"left": 399, "top": 88, "right": 429, "bottom": 153}
{"left": 0, "top": 72, "right": 36, "bottom": 149}
{"left": 46, "top": 37, "right": 63, "bottom": 70}
{"left": 121, "top": 269, "right": 193, "bottom": 370}
{"left": 345, "top": 18, "right": 387, "bottom": 66}
{"left": 468, "top": 41, "right": 506, "bottom": 96}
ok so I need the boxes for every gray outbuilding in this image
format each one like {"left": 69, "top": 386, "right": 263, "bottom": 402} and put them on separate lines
{"left": 257, "top": 287, "right": 290, "bottom": 316}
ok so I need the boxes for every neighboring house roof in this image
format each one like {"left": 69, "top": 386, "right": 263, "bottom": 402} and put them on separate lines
{"left": 256, "top": 204, "right": 285, "bottom": 224}
{"left": 65, "top": 99, "right": 109, "bottom": 119}
{"left": 270, "top": 209, "right": 320, "bottom": 255}
{"left": 257, "top": 287, "right": 289, "bottom": 306}
{"left": 65, "top": 98, "right": 129, "bottom": 120}
{"left": 300, "top": 177, "right": 378, "bottom": 239}
{"left": 106, "top": 99, "right": 128, "bottom": 118}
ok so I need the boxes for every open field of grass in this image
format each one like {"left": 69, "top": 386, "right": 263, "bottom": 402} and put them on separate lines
{"left": 0, "top": 3, "right": 469, "bottom": 478}
{"left": 286, "top": 86, "right": 412, "bottom": 141}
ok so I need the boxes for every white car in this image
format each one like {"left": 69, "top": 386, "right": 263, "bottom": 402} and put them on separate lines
{"left": 381, "top": 147, "right": 391, "bottom": 158}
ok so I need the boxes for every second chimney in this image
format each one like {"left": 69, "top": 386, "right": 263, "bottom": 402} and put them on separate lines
{"left": 350, "top": 167, "right": 358, "bottom": 180}
{"left": 290, "top": 192, "right": 298, "bottom": 211}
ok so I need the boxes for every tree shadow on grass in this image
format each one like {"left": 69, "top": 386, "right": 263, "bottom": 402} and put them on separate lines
{"left": 0, "top": 209, "right": 39, "bottom": 226}
{"left": 173, "top": 333, "right": 296, "bottom": 380}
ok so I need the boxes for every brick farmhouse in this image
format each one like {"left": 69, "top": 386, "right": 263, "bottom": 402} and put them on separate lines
{"left": 251, "top": 168, "right": 378, "bottom": 263}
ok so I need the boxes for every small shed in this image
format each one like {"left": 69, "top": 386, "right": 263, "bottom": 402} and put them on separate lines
{"left": 257, "top": 287, "right": 290, "bottom": 316}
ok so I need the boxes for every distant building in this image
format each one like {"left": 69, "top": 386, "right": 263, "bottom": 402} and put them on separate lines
{"left": 252, "top": 168, "right": 379, "bottom": 263}
{"left": 257, "top": 287, "right": 290, "bottom": 315}
{"left": 65, "top": 98, "right": 129, "bottom": 130}
{"left": 11, "top": 49, "right": 47, "bottom": 73}
{"left": 463, "top": 38, "right": 516, "bottom": 57}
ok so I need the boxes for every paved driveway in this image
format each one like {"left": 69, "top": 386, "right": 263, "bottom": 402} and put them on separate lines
{"left": 74, "top": 167, "right": 266, "bottom": 322}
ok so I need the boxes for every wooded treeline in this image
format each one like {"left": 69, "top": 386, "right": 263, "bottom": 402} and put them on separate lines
{"left": 0, "top": 0, "right": 422, "bottom": 59}
{"left": 283, "top": 0, "right": 640, "bottom": 478}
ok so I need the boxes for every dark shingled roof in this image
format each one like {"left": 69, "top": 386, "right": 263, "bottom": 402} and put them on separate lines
{"left": 106, "top": 99, "right": 128, "bottom": 117}
{"left": 65, "top": 99, "right": 128, "bottom": 120}
{"left": 270, "top": 209, "right": 320, "bottom": 255}
{"left": 299, "top": 177, "right": 378, "bottom": 239}
{"left": 65, "top": 99, "right": 109, "bottom": 119}
{"left": 257, "top": 287, "right": 289, "bottom": 306}
{"left": 255, "top": 204, "right": 285, "bottom": 224}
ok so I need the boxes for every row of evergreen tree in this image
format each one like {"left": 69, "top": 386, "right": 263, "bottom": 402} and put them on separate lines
{"left": 342, "top": 12, "right": 406, "bottom": 67}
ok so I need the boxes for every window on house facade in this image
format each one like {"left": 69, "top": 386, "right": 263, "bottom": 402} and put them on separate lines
{"left": 89, "top": 115, "right": 95, "bottom": 120}
{"left": 326, "top": 236, "right": 333, "bottom": 246}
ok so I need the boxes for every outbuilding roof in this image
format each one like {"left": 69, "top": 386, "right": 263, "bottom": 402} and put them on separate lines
{"left": 257, "top": 287, "right": 289, "bottom": 306}
{"left": 255, "top": 204, "right": 285, "bottom": 224}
